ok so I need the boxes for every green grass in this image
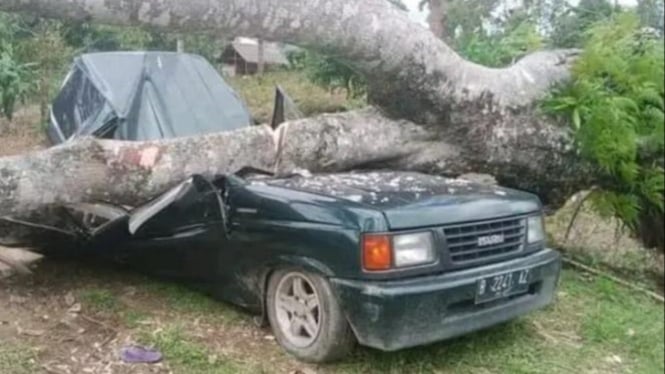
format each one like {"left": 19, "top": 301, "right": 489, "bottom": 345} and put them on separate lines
{"left": 228, "top": 70, "right": 366, "bottom": 123}
{"left": 0, "top": 343, "right": 36, "bottom": 374}
{"left": 124, "top": 269, "right": 663, "bottom": 374}
{"left": 79, "top": 288, "right": 119, "bottom": 313}
{"left": 142, "top": 281, "right": 244, "bottom": 323}
{"left": 5, "top": 262, "right": 661, "bottom": 373}
{"left": 121, "top": 309, "right": 152, "bottom": 329}
{"left": 580, "top": 277, "right": 664, "bottom": 374}
{"left": 325, "top": 269, "right": 664, "bottom": 374}
{"left": 138, "top": 326, "right": 257, "bottom": 374}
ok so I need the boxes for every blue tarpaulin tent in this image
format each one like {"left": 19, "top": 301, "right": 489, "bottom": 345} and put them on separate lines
{"left": 47, "top": 52, "right": 252, "bottom": 143}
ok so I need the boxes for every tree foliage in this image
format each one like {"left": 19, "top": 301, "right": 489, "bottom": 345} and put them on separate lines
{"left": 60, "top": 22, "right": 225, "bottom": 62}
{"left": 0, "top": 45, "right": 33, "bottom": 120}
{"left": 292, "top": 0, "right": 410, "bottom": 97}
{"left": 456, "top": 18, "right": 543, "bottom": 67}
{"left": 549, "top": 0, "right": 617, "bottom": 48}
{"left": 545, "top": 13, "right": 664, "bottom": 248}
{"left": 0, "top": 12, "right": 227, "bottom": 122}
{"left": 436, "top": 0, "right": 498, "bottom": 43}
{"left": 289, "top": 50, "right": 366, "bottom": 99}
{"left": 636, "top": 0, "right": 665, "bottom": 34}
{"left": 432, "top": 0, "right": 545, "bottom": 67}
{"left": 0, "top": 14, "right": 35, "bottom": 120}
{"left": 14, "top": 20, "right": 73, "bottom": 121}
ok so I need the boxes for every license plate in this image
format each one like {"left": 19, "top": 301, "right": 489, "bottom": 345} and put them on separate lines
{"left": 475, "top": 269, "right": 531, "bottom": 304}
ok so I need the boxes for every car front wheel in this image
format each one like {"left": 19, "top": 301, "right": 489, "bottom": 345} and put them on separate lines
{"left": 266, "top": 268, "right": 355, "bottom": 363}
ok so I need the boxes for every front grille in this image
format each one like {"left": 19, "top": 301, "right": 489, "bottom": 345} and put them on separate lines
{"left": 443, "top": 216, "right": 526, "bottom": 264}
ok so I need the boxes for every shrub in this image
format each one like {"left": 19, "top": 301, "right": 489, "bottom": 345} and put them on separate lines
{"left": 457, "top": 21, "right": 543, "bottom": 67}
{"left": 289, "top": 50, "right": 367, "bottom": 99}
{"left": 0, "top": 44, "right": 34, "bottom": 120}
{"left": 545, "top": 13, "right": 664, "bottom": 249}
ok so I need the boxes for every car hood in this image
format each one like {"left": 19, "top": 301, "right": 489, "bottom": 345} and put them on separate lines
{"left": 263, "top": 172, "right": 541, "bottom": 229}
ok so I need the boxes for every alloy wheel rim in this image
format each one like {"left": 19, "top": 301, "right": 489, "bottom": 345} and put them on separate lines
{"left": 274, "top": 272, "right": 322, "bottom": 348}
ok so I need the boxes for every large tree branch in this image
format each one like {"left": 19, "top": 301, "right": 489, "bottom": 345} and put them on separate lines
{"left": 0, "top": 0, "right": 576, "bottom": 114}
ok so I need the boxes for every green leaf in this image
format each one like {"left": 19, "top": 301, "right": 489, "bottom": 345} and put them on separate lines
{"left": 572, "top": 108, "right": 582, "bottom": 130}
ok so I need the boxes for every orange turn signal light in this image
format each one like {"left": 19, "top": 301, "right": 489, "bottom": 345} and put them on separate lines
{"left": 362, "top": 234, "right": 392, "bottom": 271}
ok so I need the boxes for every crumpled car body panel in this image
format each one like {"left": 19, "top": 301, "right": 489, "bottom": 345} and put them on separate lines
{"left": 1, "top": 171, "right": 547, "bottom": 315}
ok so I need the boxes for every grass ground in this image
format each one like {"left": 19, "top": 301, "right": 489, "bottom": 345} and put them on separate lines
{"left": 0, "top": 105, "right": 47, "bottom": 157}
{"left": 227, "top": 71, "right": 366, "bottom": 123}
{"left": 547, "top": 193, "right": 664, "bottom": 294}
{"left": 1, "top": 261, "right": 663, "bottom": 374}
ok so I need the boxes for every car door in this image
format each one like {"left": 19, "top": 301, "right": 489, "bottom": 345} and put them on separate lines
{"left": 105, "top": 175, "right": 229, "bottom": 283}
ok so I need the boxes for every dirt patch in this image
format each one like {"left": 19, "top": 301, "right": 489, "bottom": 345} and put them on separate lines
{"left": 547, "top": 192, "right": 664, "bottom": 291}
{"left": 0, "top": 265, "right": 148, "bottom": 374}
{"left": 0, "top": 259, "right": 318, "bottom": 374}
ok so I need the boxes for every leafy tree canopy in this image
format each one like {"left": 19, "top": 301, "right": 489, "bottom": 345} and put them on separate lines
{"left": 546, "top": 13, "right": 664, "bottom": 248}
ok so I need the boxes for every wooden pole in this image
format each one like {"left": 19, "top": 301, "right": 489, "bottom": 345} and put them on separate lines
{"left": 257, "top": 38, "right": 265, "bottom": 75}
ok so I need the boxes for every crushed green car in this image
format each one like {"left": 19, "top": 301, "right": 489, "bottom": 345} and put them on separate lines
{"left": 8, "top": 170, "right": 560, "bottom": 362}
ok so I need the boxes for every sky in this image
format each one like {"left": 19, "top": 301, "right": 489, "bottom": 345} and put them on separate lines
{"left": 403, "top": 0, "right": 428, "bottom": 25}
{"left": 403, "top": 0, "right": 640, "bottom": 27}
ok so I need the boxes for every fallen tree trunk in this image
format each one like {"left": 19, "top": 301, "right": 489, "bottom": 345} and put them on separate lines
{"left": 0, "top": 0, "right": 606, "bottom": 248}
{"left": 1, "top": 109, "right": 588, "bottom": 220}
{"left": 0, "top": 125, "right": 276, "bottom": 216}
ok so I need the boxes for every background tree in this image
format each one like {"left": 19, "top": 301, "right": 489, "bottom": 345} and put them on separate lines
{"left": 455, "top": 11, "right": 544, "bottom": 66}
{"left": 14, "top": 20, "right": 72, "bottom": 122}
{"left": 549, "top": 0, "right": 617, "bottom": 47}
{"left": 291, "top": 0, "right": 409, "bottom": 98}
{"left": 288, "top": 50, "right": 366, "bottom": 99}
{"left": 419, "top": 0, "right": 448, "bottom": 39}
{"left": 636, "top": 0, "right": 665, "bottom": 34}
{"left": 0, "top": 13, "right": 35, "bottom": 121}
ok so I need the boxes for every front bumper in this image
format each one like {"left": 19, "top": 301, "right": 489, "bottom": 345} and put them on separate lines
{"left": 331, "top": 248, "right": 561, "bottom": 351}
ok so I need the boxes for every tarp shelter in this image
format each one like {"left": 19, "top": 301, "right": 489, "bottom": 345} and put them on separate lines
{"left": 47, "top": 52, "right": 252, "bottom": 143}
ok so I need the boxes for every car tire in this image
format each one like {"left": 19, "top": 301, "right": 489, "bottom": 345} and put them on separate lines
{"left": 266, "top": 268, "right": 355, "bottom": 363}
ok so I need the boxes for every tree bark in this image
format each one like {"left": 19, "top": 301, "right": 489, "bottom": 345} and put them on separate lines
{"left": 0, "top": 126, "right": 276, "bottom": 216}
{"left": 0, "top": 108, "right": 587, "bottom": 220}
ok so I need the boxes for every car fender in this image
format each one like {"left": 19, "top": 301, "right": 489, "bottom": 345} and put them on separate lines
{"left": 272, "top": 254, "right": 336, "bottom": 277}
{"left": 259, "top": 254, "right": 336, "bottom": 299}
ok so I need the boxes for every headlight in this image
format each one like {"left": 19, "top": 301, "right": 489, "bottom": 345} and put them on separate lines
{"left": 362, "top": 232, "right": 437, "bottom": 271}
{"left": 527, "top": 215, "right": 545, "bottom": 243}
{"left": 393, "top": 232, "right": 435, "bottom": 268}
